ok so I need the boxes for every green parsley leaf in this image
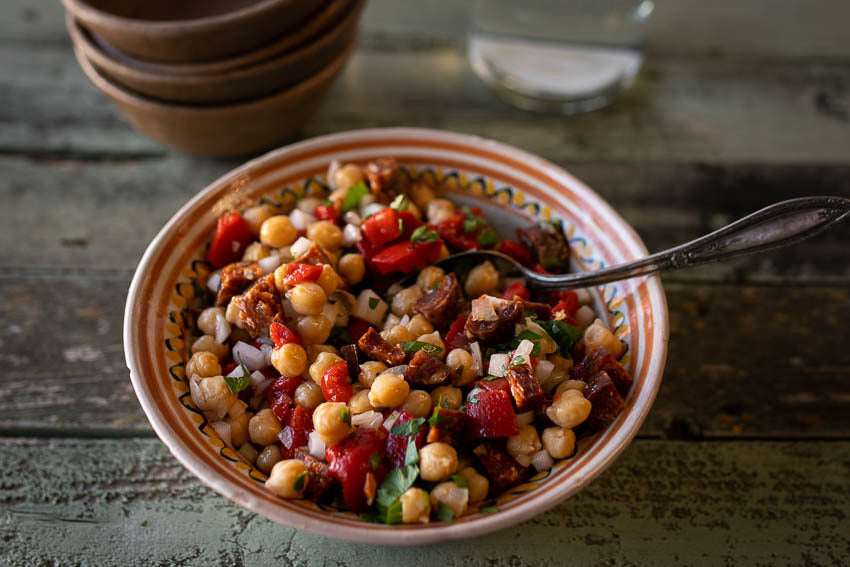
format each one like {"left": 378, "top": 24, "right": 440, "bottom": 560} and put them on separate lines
{"left": 293, "top": 471, "right": 308, "bottom": 492}
{"left": 514, "top": 330, "right": 543, "bottom": 357}
{"left": 538, "top": 319, "right": 583, "bottom": 356}
{"left": 437, "top": 502, "right": 454, "bottom": 522}
{"left": 340, "top": 406, "right": 351, "bottom": 425}
{"left": 509, "top": 355, "right": 526, "bottom": 368}
{"left": 404, "top": 438, "right": 419, "bottom": 467}
{"left": 370, "top": 453, "right": 381, "bottom": 472}
{"left": 328, "top": 326, "right": 353, "bottom": 343}
{"left": 398, "top": 341, "right": 444, "bottom": 356}
{"left": 389, "top": 194, "right": 409, "bottom": 211}
{"left": 341, "top": 181, "right": 369, "bottom": 213}
{"left": 450, "top": 474, "right": 469, "bottom": 489}
{"left": 391, "top": 417, "right": 425, "bottom": 437}
{"left": 476, "top": 228, "right": 501, "bottom": 248}
{"left": 368, "top": 296, "right": 380, "bottom": 310}
{"left": 410, "top": 225, "right": 440, "bottom": 244}
{"left": 376, "top": 464, "right": 419, "bottom": 508}
{"left": 398, "top": 217, "right": 404, "bottom": 233}
{"left": 463, "top": 218, "right": 479, "bottom": 233}
{"left": 483, "top": 375, "right": 501, "bottom": 382}
{"left": 428, "top": 406, "right": 446, "bottom": 426}
{"left": 478, "top": 505, "right": 499, "bottom": 514}
{"left": 223, "top": 357, "right": 252, "bottom": 394}
{"left": 385, "top": 500, "right": 404, "bottom": 524}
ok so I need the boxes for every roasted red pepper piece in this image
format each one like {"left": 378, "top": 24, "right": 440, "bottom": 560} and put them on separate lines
{"left": 282, "top": 263, "right": 324, "bottom": 286}
{"left": 496, "top": 239, "right": 534, "bottom": 266}
{"left": 326, "top": 428, "right": 387, "bottom": 512}
{"left": 206, "top": 213, "right": 253, "bottom": 268}
{"left": 314, "top": 202, "right": 340, "bottom": 224}
{"left": 398, "top": 211, "right": 425, "bottom": 239}
{"left": 355, "top": 237, "right": 379, "bottom": 261}
{"left": 322, "top": 361, "right": 353, "bottom": 403}
{"left": 502, "top": 281, "right": 531, "bottom": 301}
{"left": 346, "top": 316, "right": 373, "bottom": 343}
{"left": 270, "top": 320, "right": 301, "bottom": 347}
{"left": 385, "top": 411, "right": 428, "bottom": 469}
{"left": 370, "top": 240, "right": 443, "bottom": 275}
{"left": 266, "top": 375, "right": 302, "bottom": 422}
{"left": 361, "top": 207, "right": 402, "bottom": 248}
{"left": 550, "top": 290, "right": 579, "bottom": 316}
{"left": 280, "top": 405, "right": 314, "bottom": 459}
{"left": 436, "top": 214, "right": 480, "bottom": 251}
{"left": 463, "top": 389, "right": 519, "bottom": 439}
{"left": 444, "top": 314, "right": 469, "bottom": 351}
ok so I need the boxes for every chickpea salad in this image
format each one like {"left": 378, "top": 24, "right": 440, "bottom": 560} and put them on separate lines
{"left": 187, "top": 157, "right": 632, "bottom": 524}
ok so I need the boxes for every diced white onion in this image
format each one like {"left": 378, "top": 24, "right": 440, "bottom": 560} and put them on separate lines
{"left": 255, "top": 335, "right": 274, "bottom": 346}
{"left": 386, "top": 283, "right": 403, "bottom": 296}
{"left": 383, "top": 313, "right": 401, "bottom": 331}
{"left": 260, "top": 344, "right": 274, "bottom": 367}
{"left": 512, "top": 339, "right": 535, "bottom": 362}
{"left": 384, "top": 365, "right": 408, "bottom": 375}
{"left": 228, "top": 399, "right": 248, "bottom": 418}
{"left": 296, "top": 197, "right": 322, "bottom": 214}
{"left": 232, "top": 341, "right": 266, "bottom": 371}
{"left": 576, "top": 288, "right": 593, "bottom": 306}
{"left": 353, "top": 289, "right": 387, "bottom": 326}
{"left": 361, "top": 202, "right": 385, "bottom": 219}
{"left": 321, "top": 301, "right": 340, "bottom": 326}
{"left": 471, "top": 297, "right": 497, "bottom": 321}
{"left": 238, "top": 443, "right": 258, "bottom": 464}
{"left": 358, "top": 194, "right": 377, "bottom": 216}
{"left": 290, "top": 236, "right": 312, "bottom": 259}
{"left": 486, "top": 295, "right": 508, "bottom": 308}
{"left": 382, "top": 410, "right": 401, "bottom": 431}
{"left": 249, "top": 369, "right": 266, "bottom": 387}
{"left": 470, "top": 342, "right": 483, "bottom": 376}
{"left": 352, "top": 410, "right": 383, "bottom": 430}
{"left": 206, "top": 272, "right": 221, "bottom": 294}
{"left": 326, "top": 159, "right": 340, "bottom": 190}
{"left": 342, "top": 223, "right": 362, "bottom": 246}
{"left": 290, "top": 208, "right": 317, "bottom": 232}
{"left": 398, "top": 314, "right": 411, "bottom": 328}
{"left": 226, "top": 365, "right": 245, "bottom": 378}
{"left": 531, "top": 449, "right": 555, "bottom": 471}
{"left": 250, "top": 377, "right": 275, "bottom": 409}
{"left": 535, "top": 360, "right": 554, "bottom": 382}
{"left": 516, "top": 411, "right": 534, "bottom": 427}
{"left": 575, "top": 305, "right": 596, "bottom": 329}
{"left": 343, "top": 210, "right": 361, "bottom": 226}
{"left": 214, "top": 312, "right": 231, "bottom": 344}
{"left": 522, "top": 318, "right": 557, "bottom": 356}
{"left": 308, "top": 431, "right": 326, "bottom": 460}
{"left": 278, "top": 426, "right": 294, "bottom": 449}
{"left": 210, "top": 421, "right": 232, "bottom": 446}
{"left": 489, "top": 354, "right": 510, "bottom": 377}
{"left": 258, "top": 254, "right": 282, "bottom": 275}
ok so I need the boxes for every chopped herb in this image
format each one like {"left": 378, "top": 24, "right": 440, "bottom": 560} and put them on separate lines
{"left": 341, "top": 181, "right": 369, "bottom": 212}
{"left": 404, "top": 438, "right": 419, "bottom": 467}
{"left": 389, "top": 194, "right": 409, "bottom": 211}
{"left": 541, "top": 256, "right": 564, "bottom": 269}
{"left": 476, "top": 228, "right": 501, "bottom": 248}
{"left": 492, "top": 330, "right": 544, "bottom": 359}
{"left": 340, "top": 406, "right": 351, "bottom": 425}
{"left": 538, "top": 319, "right": 583, "bottom": 356}
{"left": 322, "top": 198, "right": 333, "bottom": 206}
{"left": 370, "top": 453, "right": 381, "bottom": 472}
{"left": 398, "top": 217, "right": 404, "bottom": 233}
{"left": 384, "top": 500, "right": 403, "bottom": 524}
{"left": 410, "top": 225, "right": 440, "bottom": 244}
{"left": 467, "top": 395, "right": 480, "bottom": 405}
{"left": 328, "top": 326, "right": 353, "bottom": 343}
{"left": 376, "top": 464, "right": 419, "bottom": 508}
{"left": 463, "top": 218, "right": 480, "bottom": 233}
{"left": 368, "top": 296, "right": 380, "bottom": 310}
{"left": 437, "top": 502, "right": 454, "bottom": 522}
{"left": 478, "top": 505, "right": 499, "bottom": 514}
{"left": 398, "top": 341, "right": 444, "bottom": 356}
{"left": 510, "top": 355, "right": 526, "bottom": 368}
{"left": 293, "top": 470, "right": 308, "bottom": 492}
{"left": 461, "top": 206, "right": 488, "bottom": 232}
{"left": 483, "top": 375, "right": 501, "bottom": 382}
{"left": 391, "top": 417, "right": 425, "bottom": 437}
{"left": 450, "top": 474, "right": 469, "bottom": 489}
{"left": 223, "top": 357, "right": 252, "bottom": 394}
{"left": 428, "top": 406, "right": 446, "bottom": 426}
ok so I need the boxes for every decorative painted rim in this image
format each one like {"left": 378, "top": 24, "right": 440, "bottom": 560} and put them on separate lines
{"left": 124, "top": 128, "right": 669, "bottom": 545}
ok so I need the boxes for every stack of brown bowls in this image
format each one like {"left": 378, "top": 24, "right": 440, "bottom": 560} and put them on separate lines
{"left": 63, "top": 0, "right": 364, "bottom": 157}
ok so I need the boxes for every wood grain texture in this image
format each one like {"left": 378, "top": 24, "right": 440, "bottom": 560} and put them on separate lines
{"left": 2, "top": 276, "right": 848, "bottom": 438}
{"left": 1, "top": 438, "right": 848, "bottom": 565}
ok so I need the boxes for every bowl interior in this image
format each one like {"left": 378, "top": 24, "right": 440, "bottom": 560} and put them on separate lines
{"left": 124, "top": 128, "right": 668, "bottom": 544}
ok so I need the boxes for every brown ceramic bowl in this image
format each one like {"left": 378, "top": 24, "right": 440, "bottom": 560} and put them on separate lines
{"left": 89, "top": 0, "right": 354, "bottom": 76}
{"left": 71, "top": 37, "right": 356, "bottom": 156}
{"left": 61, "top": 0, "right": 325, "bottom": 62}
{"left": 67, "top": 0, "right": 363, "bottom": 104}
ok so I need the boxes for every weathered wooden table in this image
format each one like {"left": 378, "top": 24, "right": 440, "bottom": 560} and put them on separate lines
{"left": 2, "top": 1, "right": 849, "bottom": 564}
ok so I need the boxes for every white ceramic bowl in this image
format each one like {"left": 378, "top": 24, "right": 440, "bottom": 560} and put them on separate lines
{"left": 124, "top": 128, "right": 668, "bottom": 545}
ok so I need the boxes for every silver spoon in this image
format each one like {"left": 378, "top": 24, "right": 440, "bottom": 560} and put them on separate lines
{"left": 424, "top": 196, "right": 850, "bottom": 292}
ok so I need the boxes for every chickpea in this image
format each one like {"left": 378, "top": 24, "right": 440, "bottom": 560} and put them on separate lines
{"left": 399, "top": 390, "right": 432, "bottom": 418}
{"left": 271, "top": 343, "right": 308, "bottom": 377}
{"left": 249, "top": 409, "right": 283, "bottom": 447}
{"left": 368, "top": 373, "right": 410, "bottom": 408}
{"left": 391, "top": 286, "right": 424, "bottom": 317}
{"left": 287, "top": 282, "right": 327, "bottom": 316}
{"left": 191, "top": 335, "right": 229, "bottom": 358}
{"left": 541, "top": 427, "right": 576, "bottom": 459}
{"left": 464, "top": 261, "right": 500, "bottom": 297}
{"left": 430, "top": 481, "right": 468, "bottom": 519}
{"left": 265, "top": 459, "right": 309, "bottom": 499}
{"left": 242, "top": 205, "right": 273, "bottom": 236}
{"left": 333, "top": 163, "right": 364, "bottom": 192}
{"left": 430, "top": 386, "right": 462, "bottom": 410}
{"left": 255, "top": 444, "right": 282, "bottom": 474}
{"left": 554, "top": 379, "right": 586, "bottom": 396}
{"left": 359, "top": 361, "right": 387, "bottom": 388}
{"left": 446, "top": 348, "right": 476, "bottom": 387}
{"left": 309, "top": 352, "right": 345, "bottom": 384}
{"left": 295, "top": 314, "right": 332, "bottom": 345}
{"left": 307, "top": 220, "right": 344, "bottom": 251}
{"left": 419, "top": 442, "right": 458, "bottom": 482}
{"left": 189, "top": 375, "right": 237, "bottom": 419}
{"left": 294, "top": 381, "right": 324, "bottom": 410}
{"left": 337, "top": 253, "right": 366, "bottom": 285}
{"left": 227, "top": 412, "right": 252, "bottom": 447}
{"left": 459, "top": 467, "right": 489, "bottom": 503}
{"left": 238, "top": 442, "right": 259, "bottom": 464}
{"left": 242, "top": 241, "right": 270, "bottom": 262}
{"left": 416, "top": 266, "right": 445, "bottom": 291}
{"left": 416, "top": 332, "right": 445, "bottom": 359}
{"left": 197, "top": 307, "right": 226, "bottom": 337}
{"left": 583, "top": 318, "right": 625, "bottom": 358}
{"left": 316, "top": 264, "right": 341, "bottom": 296}
{"left": 185, "top": 351, "right": 221, "bottom": 379}
{"left": 225, "top": 297, "right": 243, "bottom": 326}
{"left": 313, "top": 402, "right": 353, "bottom": 446}
{"left": 383, "top": 324, "right": 412, "bottom": 345}
{"left": 546, "top": 389, "right": 592, "bottom": 429}
{"left": 306, "top": 344, "right": 339, "bottom": 363}
{"left": 409, "top": 182, "right": 436, "bottom": 210}
{"left": 506, "top": 425, "right": 542, "bottom": 468}
{"left": 406, "top": 314, "right": 433, "bottom": 337}
{"left": 260, "top": 215, "right": 297, "bottom": 248}
{"left": 349, "top": 389, "right": 374, "bottom": 415}
{"left": 427, "top": 198, "right": 456, "bottom": 225}
{"left": 400, "top": 487, "right": 431, "bottom": 524}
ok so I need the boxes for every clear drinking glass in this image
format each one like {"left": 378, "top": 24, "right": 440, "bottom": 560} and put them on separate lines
{"left": 468, "top": 0, "right": 654, "bottom": 114}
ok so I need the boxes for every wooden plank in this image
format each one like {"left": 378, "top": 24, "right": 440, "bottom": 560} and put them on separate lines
{"left": 3, "top": 43, "right": 850, "bottom": 163}
{"left": 2, "top": 276, "right": 848, "bottom": 438}
{"left": 1, "top": 438, "right": 848, "bottom": 564}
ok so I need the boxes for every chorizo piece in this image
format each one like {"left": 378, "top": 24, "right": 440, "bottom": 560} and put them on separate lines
{"left": 464, "top": 298, "right": 524, "bottom": 343}
{"left": 504, "top": 364, "right": 545, "bottom": 413}
{"left": 364, "top": 157, "right": 409, "bottom": 204}
{"left": 235, "top": 274, "right": 282, "bottom": 338}
{"left": 357, "top": 327, "right": 406, "bottom": 366}
{"left": 296, "top": 242, "right": 332, "bottom": 266}
{"left": 572, "top": 346, "right": 633, "bottom": 397}
{"left": 412, "top": 273, "right": 465, "bottom": 330}
{"left": 425, "top": 407, "right": 466, "bottom": 445}
{"left": 472, "top": 440, "right": 530, "bottom": 495}
{"left": 216, "top": 261, "right": 262, "bottom": 306}
{"left": 583, "top": 370, "right": 625, "bottom": 432}
{"left": 404, "top": 351, "right": 450, "bottom": 387}
{"left": 294, "top": 447, "right": 337, "bottom": 502}
{"left": 516, "top": 224, "right": 570, "bottom": 274}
